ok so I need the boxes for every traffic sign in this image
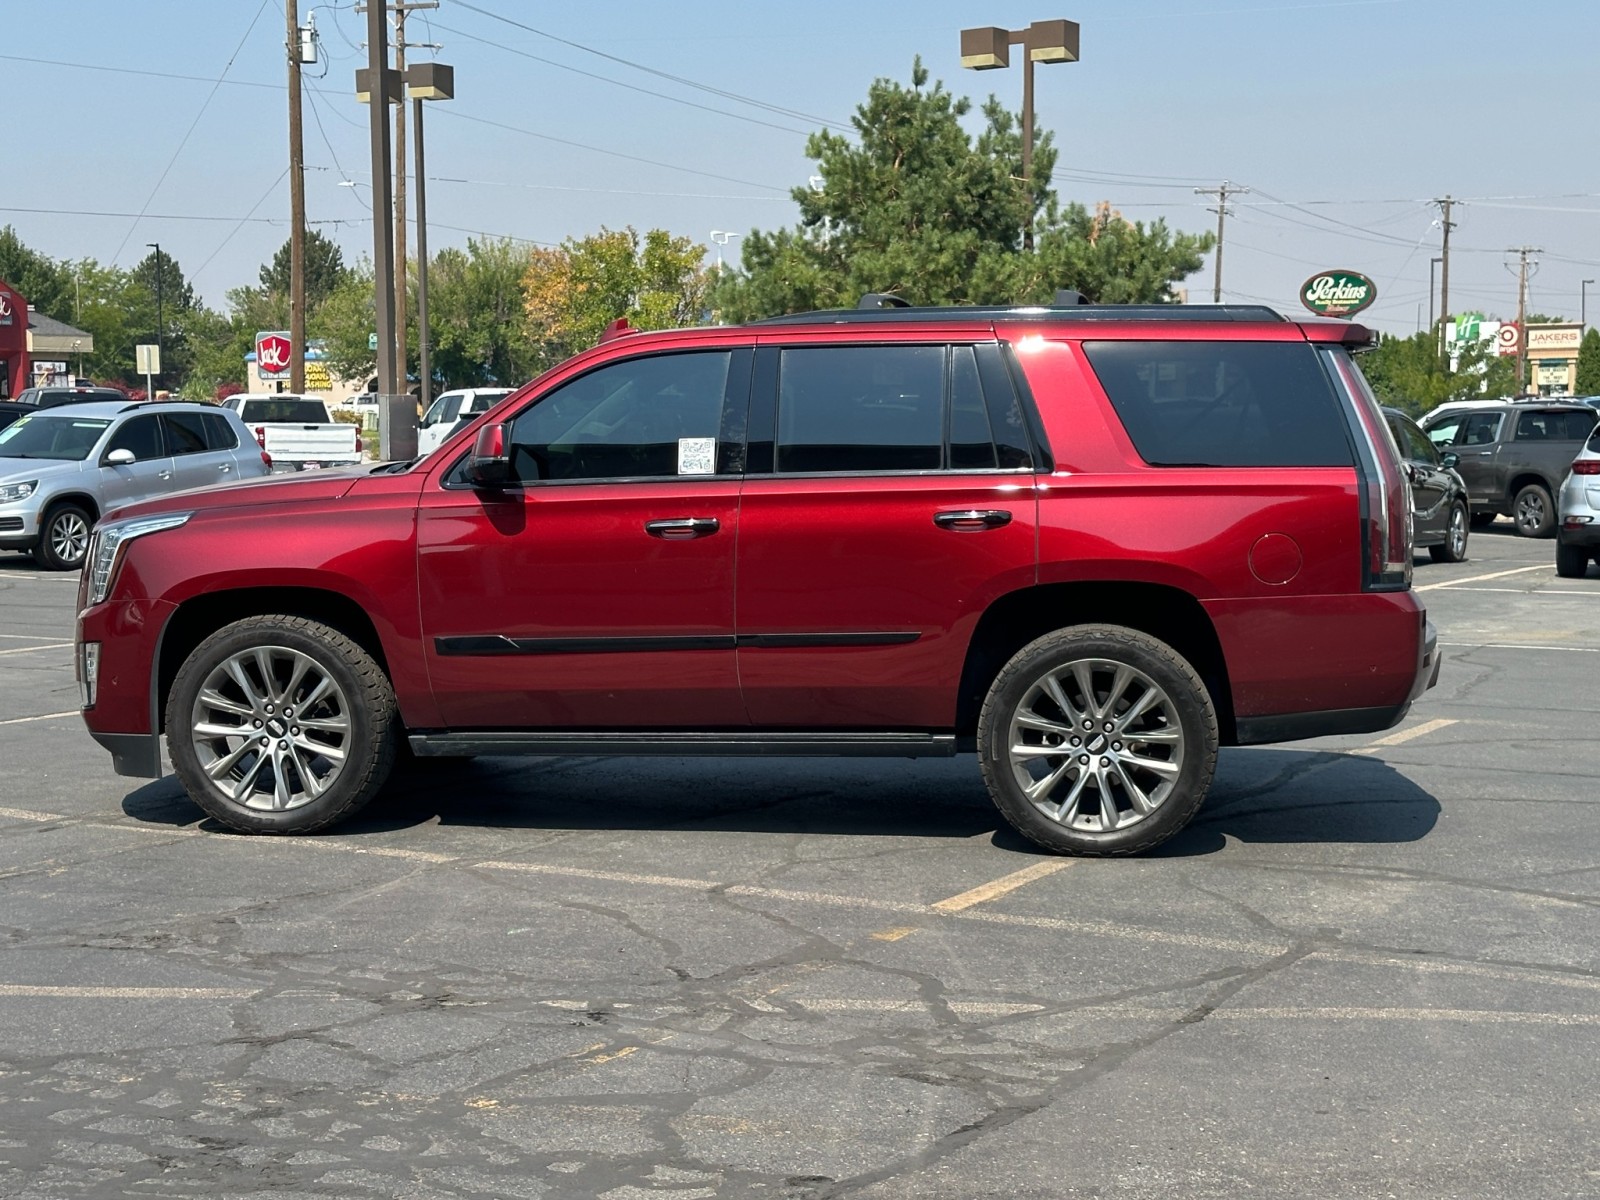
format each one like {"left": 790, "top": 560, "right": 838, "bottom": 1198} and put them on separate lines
{"left": 256, "top": 331, "right": 293, "bottom": 378}
{"left": 1496, "top": 323, "right": 1520, "bottom": 356}
{"left": 135, "top": 344, "right": 161, "bottom": 375}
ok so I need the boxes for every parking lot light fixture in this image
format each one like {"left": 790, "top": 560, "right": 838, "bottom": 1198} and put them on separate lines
{"left": 959, "top": 18, "right": 1079, "bottom": 251}
{"left": 709, "top": 230, "right": 741, "bottom": 273}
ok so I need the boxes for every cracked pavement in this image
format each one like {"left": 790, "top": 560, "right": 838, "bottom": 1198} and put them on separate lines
{"left": 2, "top": 524, "right": 1599, "bottom": 1198}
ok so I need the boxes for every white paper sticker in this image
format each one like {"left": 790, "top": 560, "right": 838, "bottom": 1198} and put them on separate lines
{"left": 678, "top": 437, "right": 716, "bottom": 475}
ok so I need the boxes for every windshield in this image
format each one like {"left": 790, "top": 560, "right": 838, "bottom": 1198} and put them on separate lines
{"left": 240, "top": 399, "right": 329, "bottom": 423}
{"left": 0, "top": 414, "right": 111, "bottom": 460}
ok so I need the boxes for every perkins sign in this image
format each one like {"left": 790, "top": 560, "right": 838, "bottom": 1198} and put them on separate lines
{"left": 1299, "top": 270, "right": 1377, "bottom": 318}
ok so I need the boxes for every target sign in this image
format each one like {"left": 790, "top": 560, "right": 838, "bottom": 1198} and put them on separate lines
{"left": 1496, "top": 323, "right": 1520, "bottom": 356}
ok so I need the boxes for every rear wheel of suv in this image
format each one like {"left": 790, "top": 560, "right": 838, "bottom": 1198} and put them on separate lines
{"left": 1429, "top": 502, "right": 1469, "bottom": 563}
{"left": 978, "top": 625, "right": 1219, "bottom": 856}
{"left": 33, "top": 502, "right": 93, "bottom": 571}
{"left": 1513, "top": 483, "right": 1555, "bottom": 538}
{"left": 1555, "top": 541, "right": 1591, "bottom": 579}
{"left": 166, "top": 616, "right": 399, "bottom": 834}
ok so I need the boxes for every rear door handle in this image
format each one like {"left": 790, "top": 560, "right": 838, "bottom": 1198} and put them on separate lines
{"left": 933, "top": 509, "right": 1012, "bottom": 532}
{"left": 217, "top": 463, "right": 233, "bottom": 472}
{"left": 157, "top": 470, "right": 172, "bottom": 480}
{"left": 645, "top": 517, "right": 720, "bottom": 540}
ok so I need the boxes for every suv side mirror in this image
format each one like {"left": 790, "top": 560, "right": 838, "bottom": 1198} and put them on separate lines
{"left": 106, "top": 448, "right": 135, "bottom": 466}
{"left": 1441, "top": 451, "right": 1459, "bottom": 470}
{"left": 465, "top": 423, "right": 512, "bottom": 488}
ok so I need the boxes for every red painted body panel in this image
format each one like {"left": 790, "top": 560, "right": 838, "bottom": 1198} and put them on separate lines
{"left": 78, "top": 598, "right": 173, "bottom": 733}
{"left": 416, "top": 479, "right": 744, "bottom": 727}
{"left": 735, "top": 474, "right": 1037, "bottom": 727}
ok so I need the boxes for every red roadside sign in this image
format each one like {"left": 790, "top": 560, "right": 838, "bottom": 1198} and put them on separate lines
{"left": 256, "top": 331, "right": 293, "bottom": 378}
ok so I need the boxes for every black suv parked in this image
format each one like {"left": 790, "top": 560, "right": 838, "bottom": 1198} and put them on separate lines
{"left": 1420, "top": 400, "right": 1598, "bottom": 536}
{"left": 1385, "top": 407, "right": 1468, "bottom": 562}
{"left": 14, "top": 385, "right": 130, "bottom": 409}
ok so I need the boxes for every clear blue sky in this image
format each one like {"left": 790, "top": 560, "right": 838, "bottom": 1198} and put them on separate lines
{"left": 5, "top": 0, "right": 1598, "bottom": 334}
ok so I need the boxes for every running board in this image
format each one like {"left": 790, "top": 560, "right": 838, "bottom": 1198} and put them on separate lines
{"left": 408, "top": 731, "right": 959, "bottom": 759}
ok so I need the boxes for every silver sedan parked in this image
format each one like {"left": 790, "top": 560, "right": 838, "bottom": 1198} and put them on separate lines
{"left": 1556, "top": 424, "right": 1600, "bottom": 578}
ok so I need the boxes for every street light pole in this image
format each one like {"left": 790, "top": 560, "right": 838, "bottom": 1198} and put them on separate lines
{"left": 405, "top": 62, "right": 453, "bottom": 417}
{"left": 960, "top": 19, "right": 1079, "bottom": 253}
{"left": 709, "top": 230, "right": 741, "bottom": 273}
{"left": 358, "top": 9, "right": 398, "bottom": 422}
{"left": 145, "top": 242, "right": 162, "bottom": 392}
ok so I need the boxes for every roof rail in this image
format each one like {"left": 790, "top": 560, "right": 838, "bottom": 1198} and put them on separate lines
{"left": 857, "top": 293, "right": 910, "bottom": 310}
{"left": 751, "top": 303, "right": 1287, "bottom": 326}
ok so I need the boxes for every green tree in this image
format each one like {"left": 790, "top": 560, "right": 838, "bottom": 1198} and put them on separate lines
{"left": 127, "top": 248, "right": 199, "bottom": 389}
{"left": 427, "top": 237, "right": 543, "bottom": 387}
{"left": 0, "top": 226, "right": 74, "bottom": 322}
{"left": 711, "top": 61, "right": 1212, "bottom": 321}
{"left": 1360, "top": 326, "right": 1518, "bottom": 414}
{"left": 523, "top": 227, "right": 710, "bottom": 366}
{"left": 310, "top": 263, "right": 378, "bottom": 386}
{"left": 1576, "top": 327, "right": 1600, "bottom": 396}
{"left": 259, "top": 229, "right": 350, "bottom": 310}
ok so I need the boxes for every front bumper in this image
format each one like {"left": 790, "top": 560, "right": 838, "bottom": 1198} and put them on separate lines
{"left": 78, "top": 597, "right": 176, "bottom": 779}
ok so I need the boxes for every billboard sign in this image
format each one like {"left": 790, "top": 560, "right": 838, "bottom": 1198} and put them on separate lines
{"left": 1299, "top": 270, "right": 1377, "bottom": 317}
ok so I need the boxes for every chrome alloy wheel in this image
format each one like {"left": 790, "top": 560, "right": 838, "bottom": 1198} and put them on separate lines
{"left": 188, "top": 645, "right": 352, "bottom": 812}
{"left": 1006, "top": 658, "right": 1186, "bottom": 833}
{"left": 49, "top": 510, "right": 90, "bottom": 565}
{"left": 1448, "top": 506, "right": 1468, "bottom": 558}
{"left": 1515, "top": 490, "right": 1547, "bottom": 534}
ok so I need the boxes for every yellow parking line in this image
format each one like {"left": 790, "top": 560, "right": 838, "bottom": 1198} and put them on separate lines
{"left": 931, "top": 859, "right": 1073, "bottom": 913}
{"left": 1350, "top": 717, "right": 1458, "bottom": 755}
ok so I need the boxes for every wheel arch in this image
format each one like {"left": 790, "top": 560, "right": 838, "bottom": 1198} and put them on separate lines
{"left": 955, "top": 581, "right": 1236, "bottom": 745}
{"left": 41, "top": 491, "right": 101, "bottom": 523}
{"left": 1508, "top": 471, "right": 1556, "bottom": 502}
{"left": 155, "top": 587, "right": 391, "bottom": 735}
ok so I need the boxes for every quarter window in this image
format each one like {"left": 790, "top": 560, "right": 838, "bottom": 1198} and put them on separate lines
{"left": 1082, "top": 340, "right": 1354, "bottom": 467}
{"left": 506, "top": 351, "right": 733, "bottom": 483}
{"left": 201, "top": 412, "right": 239, "bottom": 450}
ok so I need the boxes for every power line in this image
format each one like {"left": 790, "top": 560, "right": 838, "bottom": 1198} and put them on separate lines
{"left": 430, "top": 20, "right": 814, "bottom": 136}
{"left": 448, "top": 0, "right": 850, "bottom": 131}
{"left": 192, "top": 168, "right": 294, "bottom": 280}
{"left": 1195, "top": 180, "right": 1249, "bottom": 302}
{"left": 109, "top": 0, "right": 275, "bottom": 265}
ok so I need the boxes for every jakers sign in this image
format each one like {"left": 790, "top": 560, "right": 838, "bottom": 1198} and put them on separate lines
{"left": 1299, "top": 270, "right": 1377, "bottom": 318}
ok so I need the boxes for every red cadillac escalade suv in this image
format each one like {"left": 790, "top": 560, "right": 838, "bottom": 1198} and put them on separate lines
{"left": 75, "top": 300, "right": 1438, "bottom": 855}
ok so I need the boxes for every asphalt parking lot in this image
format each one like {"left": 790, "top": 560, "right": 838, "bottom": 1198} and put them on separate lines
{"left": 1, "top": 524, "right": 1598, "bottom": 1199}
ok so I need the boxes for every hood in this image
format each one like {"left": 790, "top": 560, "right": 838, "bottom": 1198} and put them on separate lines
{"left": 105, "top": 466, "right": 371, "bottom": 524}
{"left": 0, "top": 456, "right": 86, "bottom": 485}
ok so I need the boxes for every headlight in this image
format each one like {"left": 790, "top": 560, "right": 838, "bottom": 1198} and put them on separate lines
{"left": 0, "top": 479, "right": 37, "bottom": 503}
{"left": 87, "top": 512, "right": 193, "bottom": 605}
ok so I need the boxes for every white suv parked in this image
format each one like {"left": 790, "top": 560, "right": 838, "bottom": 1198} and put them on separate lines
{"left": 1557, "top": 425, "right": 1600, "bottom": 578}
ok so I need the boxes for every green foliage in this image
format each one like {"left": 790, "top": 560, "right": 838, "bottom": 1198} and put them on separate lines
{"left": 425, "top": 237, "right": 544, "bottom": 388}
{"left": 310, "top": 264, "right": 379, "bottom": 386}
{"left": 1360, "top": 326, "right": 1518, "bottom": 414}
{"left": 259, "top": 230, "right": 350, "bottom": 310}
{"left": 711, "top": 60, "right": 1212, "bottom": 321}
{"left": 0, "top": 225, "right": 74, "bottom": 321}
{"left": 1576, "top": 328, "right": 1600, "bottom": 396}
{"left": 524, "top": 227, "right": 711, "bottom": 366}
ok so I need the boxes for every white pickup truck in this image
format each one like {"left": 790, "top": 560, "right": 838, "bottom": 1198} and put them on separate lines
{"left": 224, "top": 395, "right": 363, "bottom": 472}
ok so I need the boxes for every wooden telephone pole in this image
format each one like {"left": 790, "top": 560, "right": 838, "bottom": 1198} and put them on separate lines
{"left": 286, "top": 0, "right": 307, "bottom": 392}
{"left": 1195, "top": 181, "right": 1248, "bottom": 303}
{"left": 1511, "top": 245, "right": 1542, "bottom": 393}
{"left": 1432, "top": 195, "right": 1455, "bottom": 362}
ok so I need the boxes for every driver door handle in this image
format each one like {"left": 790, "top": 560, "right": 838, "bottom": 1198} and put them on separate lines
{"left": 934, "top": 509, "right": 1012, "bottom": 532}
{"left": 645, "top": 517, "right": 720, "bottom": 540}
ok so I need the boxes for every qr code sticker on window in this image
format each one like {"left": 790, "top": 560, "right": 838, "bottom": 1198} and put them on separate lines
{"left": 678, "top": 437, "right": 716, "bottom": 475}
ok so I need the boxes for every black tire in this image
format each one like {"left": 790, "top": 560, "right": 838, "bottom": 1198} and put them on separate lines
{"left": 1555, "top": 541, "right": 1591, "bottom": 579}
{"left": 978, "top": 625, "right": 1219, "bottom": 856}
{"left": 32, "top": 502, "right": 93, "bottom": 571}
{"left": 1469, "top": 512, "right": 1497, "bottom": 530}
{"left": 1512, "top": 483, "right": 1555, "bottom": 538}
{"left": 1429, "top": 502, "right": 1470, "bottom": 563}
{"left": 166, "top": 615, "right": 399, "bottom": 834}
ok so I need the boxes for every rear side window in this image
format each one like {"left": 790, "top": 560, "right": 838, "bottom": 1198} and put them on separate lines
{"left": 161, "top": 412, "right": 209, "bottom": 455}
{"left": 1565, "top": 410, "right": 1597, "bottom": 440}
{"left": 1081, "top": 340, "right": 1354, "bottom": 467}
{"left": 777, "top": 345, "right": 944, "bottom": 473}
{"left": 1459, "top": 413, "right": 1502, "bottom": 446}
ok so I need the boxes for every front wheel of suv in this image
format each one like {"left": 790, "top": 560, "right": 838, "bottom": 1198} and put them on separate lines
{"left": 1513, "top": 483, "right": 1555, "bottom": 538}
{"left": 166, "top": 615, "right": 399, "bottom": 834}
{"left": 1429, "top": 502, "right": 1470, "bottom": 563}
{"left": 977, "top": 625, "right": 1219, "bottom": 856}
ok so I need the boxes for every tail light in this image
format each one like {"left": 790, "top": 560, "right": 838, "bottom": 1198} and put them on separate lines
{"left": 254, "top": 425, "right": 266, "bottom": 448}
{"left": 1571, "top": 460, "right": 1600, "bottom": 476}
{"left": 260, "top": 450, "right": 272, "bottom": 468}
{"left": 1328, "top": 352, "right": 1411, "bottom": 591}
{"left": 355, "top": 434, "right": 363, "bottom": 453}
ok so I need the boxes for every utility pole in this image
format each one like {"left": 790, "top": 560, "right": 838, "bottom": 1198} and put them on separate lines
{"left": 1432, "top": 195, "right": 1455, "bottom": 362}
{"left": 1195, "top": 181, "right": 1248, "bottom": 303}
{"left": 386, "top": 1, "right": 437, "bottom": 399}
{"left": 145, "top": 242, "right": 163, "bottom": 391}
{"left": 362, "top": 0, "right": 396, "bottom": 402}
{"left": 1511, "top": 245, "right": 1542, "bottom": 394}
{"left": 286, "top": 0, "right": 307, "bottom": 393}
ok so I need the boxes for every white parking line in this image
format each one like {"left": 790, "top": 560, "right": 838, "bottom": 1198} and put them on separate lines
{"left": 0, "top": 710, "right": 80, "bottom": 726}
{"left": 1441, "top": 641, "right": 1600, "bottom": 654}
{"left": 0, "top": 984, "right": 254, "bottom": 1000}
{"left": 0, "top": 642, "right": 72, "bottom": 656}
{"left": 1415, "top": 564, "right": 1548, "bottom": 592}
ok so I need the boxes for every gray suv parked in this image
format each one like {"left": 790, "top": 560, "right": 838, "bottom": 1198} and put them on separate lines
{"left": 1420, "top": 400, "right": 1598, "bottom": 537}
{"left": 0, "top": 402, "right": 268, "bottom": 569}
